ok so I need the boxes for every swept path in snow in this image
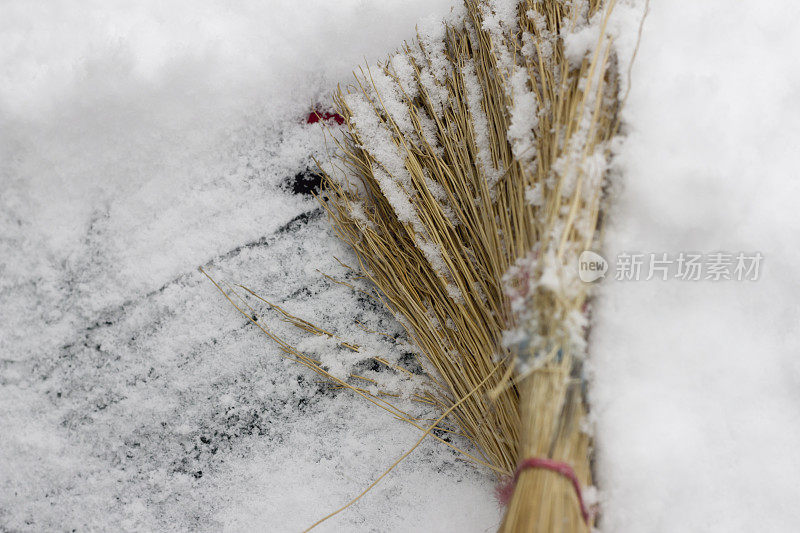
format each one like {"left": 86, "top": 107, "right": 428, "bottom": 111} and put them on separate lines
{"left": 1, "top": 2, "right": 502, "bottom": 531}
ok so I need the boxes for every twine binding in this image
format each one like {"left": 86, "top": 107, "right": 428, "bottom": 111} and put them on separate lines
{"left": 496, "top": 457, "right": 592, "bottom": 524}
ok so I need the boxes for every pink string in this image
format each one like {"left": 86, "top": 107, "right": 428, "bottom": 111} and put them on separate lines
{"left": 496, "top": 457, "right": 592, "bottom": 524}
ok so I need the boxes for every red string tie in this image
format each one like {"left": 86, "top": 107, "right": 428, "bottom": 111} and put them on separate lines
{"left": 497, "top": 457, "right": 592, "bottom": 524}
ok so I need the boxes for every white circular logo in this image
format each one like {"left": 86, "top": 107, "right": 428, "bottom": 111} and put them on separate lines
{"left": 578, "top": 251, "right": 608, "bottom": 283}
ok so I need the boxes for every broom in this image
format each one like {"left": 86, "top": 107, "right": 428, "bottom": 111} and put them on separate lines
{"left": 314, "top": 0, "right": 620, "bottom": 530}
{"left": 205, "top": 0, "right": 620, "bottom": 529}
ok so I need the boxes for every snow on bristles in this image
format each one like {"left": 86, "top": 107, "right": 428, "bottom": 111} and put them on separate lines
{"left": 316, "top": 0, "right": 620, "bottom": 530}
{"left": 461, "top": 58, "right": 503, "bottom": 192}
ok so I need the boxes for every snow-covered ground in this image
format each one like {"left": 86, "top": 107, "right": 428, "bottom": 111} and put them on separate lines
{"left": 2, "top": 0, "right": 800, "bottom": 531}
{"left": 594, "top": 1, "right": 800, "bottom": 531}
{"left": 1, "top": 1, "right": 501, "bottom": 531}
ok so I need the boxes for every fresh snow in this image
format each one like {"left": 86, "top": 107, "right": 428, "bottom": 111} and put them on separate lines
{"left": 593, "top": 1, "right": 800, "bottom": 531}
{"left": 2, "top": 0, "right": 800, "bottom": 532}
{"left": 1, "top": 1, "right": 502, "bottom": 531}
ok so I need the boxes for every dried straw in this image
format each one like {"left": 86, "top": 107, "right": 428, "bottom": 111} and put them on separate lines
{"left": 206, "top": 0, "right": 622, "bottom": 529}
{"left": 315, "top": 0, "right": 620, "bottom": 530}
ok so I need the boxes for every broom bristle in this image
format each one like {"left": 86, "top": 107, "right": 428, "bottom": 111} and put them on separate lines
{"left": 317, "top": 0, "right": 619, "bottom": 529}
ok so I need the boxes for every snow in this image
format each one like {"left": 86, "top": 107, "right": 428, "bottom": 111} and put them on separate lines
{"left": 461, "top": 58, "right": 502, "bottom": 191}
{"left": 1, "top": 1, "right": 503, "bottom": 531}
{"left": 506, "top": 67, "right": 539, "bottom": 170}
{"left": 4, "top": 0, "right": 800, "bottom": 531}
{"left": 593, "top": 0, "right": 800, "bottom": 531}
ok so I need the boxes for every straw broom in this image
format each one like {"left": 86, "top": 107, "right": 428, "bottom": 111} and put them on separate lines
{"left": 312, "top": 0, "right": 620, "bottom": 530}
{"left": 205, "top": 0, "right": 620, "bottom": 529}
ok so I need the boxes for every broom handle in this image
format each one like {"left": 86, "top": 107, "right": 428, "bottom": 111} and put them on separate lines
{"left": 498, "top": 373, "right": 592, "bottom": 533}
